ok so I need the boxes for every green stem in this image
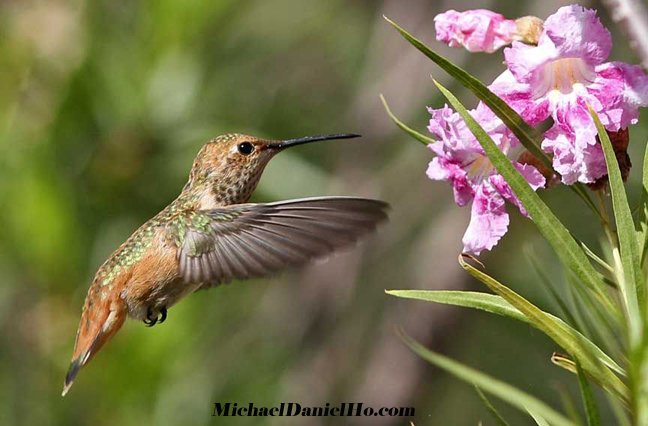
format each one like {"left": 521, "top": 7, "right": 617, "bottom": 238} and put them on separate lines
{"left": 597, "top": 191, "right": 618, "bottom": 251}
{"left": 574, "top": 183, "right": 607, "bottom": 225}
{"left": 593, "top": 192, "right": 626, "bottom": 320}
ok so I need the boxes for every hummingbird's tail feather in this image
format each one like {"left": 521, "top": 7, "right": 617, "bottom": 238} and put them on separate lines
{"left": 62, "top": 292, "right": 127, "bottom": 396}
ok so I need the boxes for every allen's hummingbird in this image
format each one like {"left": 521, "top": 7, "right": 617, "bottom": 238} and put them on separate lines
{"left": 63, "top": 133, "right": 388, "bottom": 396}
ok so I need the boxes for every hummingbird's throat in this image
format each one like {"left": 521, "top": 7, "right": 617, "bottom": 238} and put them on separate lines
{"left": 206, "top": 167, "right": 265, "bottom": 206}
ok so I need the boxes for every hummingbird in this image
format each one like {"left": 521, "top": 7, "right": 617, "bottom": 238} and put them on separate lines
{"left": 63, "top": 133, "right": 388, "bottom": 396}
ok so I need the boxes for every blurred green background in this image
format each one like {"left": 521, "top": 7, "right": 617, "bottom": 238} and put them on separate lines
{"left": 1, "top": 0, "right": 646, "bottom": 424}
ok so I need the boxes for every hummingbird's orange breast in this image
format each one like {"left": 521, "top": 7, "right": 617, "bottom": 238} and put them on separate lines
{"left": 121, "top": 227, "right": 186, "bottom": 320}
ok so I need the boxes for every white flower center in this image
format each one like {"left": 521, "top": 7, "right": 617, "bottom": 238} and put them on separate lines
{"left": 534, "top": 58, "right": 596, "bottom": 100}
{"left": 465, "top": 136, "right": 521, "bottom": 183}
{"left": 467, "top": 154, "right": 495, "bottom": 181}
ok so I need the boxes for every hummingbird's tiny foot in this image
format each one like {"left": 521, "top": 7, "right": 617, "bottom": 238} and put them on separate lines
{"left": 144, "top": 318, "right": 157, "bottom": 327}
{"left": 144, "top": 306, "right": 159, "bottom": 327}
{"left": 159, "top": 307, "right": 167, "bottom": 324}
{"left": 143, "top": 317, "right": 158, "bottom": 327}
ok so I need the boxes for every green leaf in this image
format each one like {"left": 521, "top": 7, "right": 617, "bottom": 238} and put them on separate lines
{"left": 386, "top": 289, "right": 625, "bottom": 378}
{"left": 527, "top": 407, "right": 551, "bottom": 426}
{"left": 556, "top": 383, "right": 587, "bottom": 425}
{"left": 635, "top": 337, "right": 648, "bottom": 425}
{"left": 571, "top": 184, "right": 603, "bottom": 224}
{"left": 457, "top": 256, "right": 629, "bottom": 403}
{"left": 567, "top": 274, "right": 625, "bottom": 364}
{"left": 589, "top": 106, "right": 644, "bottom": 344}
{"left": 524, "top": 248, "right": 585, "bottom": 330}
{"left": 609, "top": 396, "right": 632, "bottom": 426}
{"left": 573, "top": 238, "right": 614, "bottom": 277}
{"left": 397, "top": 329, "right": 578, "bottom": 426}
{"left": 387, "top": 289, "right": 525, "bottom": 321}
{"left": 432, "top": 80, "right": 615, "bottom": 315}
{"left": 383, "top": 16, "right": 603, "bottom": 222}
{"left": 475, "top": 386, "right": 512, "bottom": 426}
{"left": 576, "top": 361, "right": 602, "bottom": 426}
{"left": 638, "top": 143, "right": 648, "bottom": 264}
{"left": 380, "top": 94, "right": 433, "bottom": 145}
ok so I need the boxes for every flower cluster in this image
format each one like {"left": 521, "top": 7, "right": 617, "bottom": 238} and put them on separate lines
{"left": 427, "top": 104, "right": 545, "bottom": 254}
{"left": 429, "top": 4, "right": 648, "bottom": 254}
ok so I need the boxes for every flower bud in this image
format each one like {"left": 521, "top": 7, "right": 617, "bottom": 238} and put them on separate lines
{"left": 515, "top": 16, "right": 544, "bottom": 45}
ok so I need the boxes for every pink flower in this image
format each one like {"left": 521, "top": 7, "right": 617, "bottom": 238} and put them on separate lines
{"left": 427, "top": 105, "right": 545, "bottom": 254}
{"left": 496, "top": 5, "right": 648, "bottom": 184}
{"left": 434, "top": 9, "right": 518, "bottom": 53}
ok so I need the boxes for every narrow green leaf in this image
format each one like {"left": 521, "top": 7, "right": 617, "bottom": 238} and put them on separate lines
{"left": 571, "top": 184, "right": 604, "bottom": 224}
{"left": 556, "top": 384, "right": 587, "bottom": 425}
{"left": 387, "top": 289, "right": 525, "bottom": 321}
{"left": 385, "top": 289, "right": 625, "bottom": 378}
{"left": 576, "top": 361, "right": 602, "bottom": 426}
{"left": 384, "top": 16, "right": 603, "bottom": 222}
{"left": 458, "top": 256, "right": 629, "bottom": 403}
{"left": 638, "top": 143, "right": 648, "bottom": 264}
{"left": 525, "top": 248, "right": 584, "bottom": 330}
{"left": 527, "top": 408, "right": 551, "bottom": 426}
{"left": 589, "top": 106, "right": 643, "bottom": 343}
{"left": 433, "top": 80, "right": 615, "bottom": 315}
{"left": 635, "top": 343, "right": 648, "bottom": 426}
{"left": 574, "top": 238, "right": 614, "bottom": 276}
{"left": 397, "top": 329, "right": 578, "bottom": 426}
{"left": 380, "top": 94, "right": 434, "bottom": 145}
{"left": 475, "top": 386, "right": 512, "bottom": 426}
{"left": 567, "top": 275, "right": 625, "bottom": 364}
{"left": 525, "top": 249, "right": 619, "bottom": 364}
{"left": 610, "top": 398, "right": 632, "bottom": 426}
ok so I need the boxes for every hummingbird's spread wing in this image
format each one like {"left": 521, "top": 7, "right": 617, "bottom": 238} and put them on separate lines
{"left": 171, "top": 197, "right": 389, "bottom": 288}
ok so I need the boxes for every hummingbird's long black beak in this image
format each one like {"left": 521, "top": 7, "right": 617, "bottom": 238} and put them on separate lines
{"left": 267, "top": 133, "right": 361, "bottom": 150}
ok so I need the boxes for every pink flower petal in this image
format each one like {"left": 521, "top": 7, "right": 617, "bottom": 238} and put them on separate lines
{"left": 462, "top": 183, "right": 509, "bottom": 255}
{"left": 505, "top": 5, "right": 611, "bottom": 85}
{"left": 591, "top": 62, "right": 648, "bottom": 130}
{"left": 542, "top": 125, "right": 607, "bottom": 184}
{"left": 543, "top": 5, "right": 612, "bottom": 65}
{"left": 504, "top": 40, "right": 556, "bottom": 85}
{"left": 490, "top": 164, "right": 545, "bottom": 217}
{"left": 488, "top": 70, "right": 551, "bottom": 126}
{"left": 427, "top": 105, "right": 483, "bottom": 158}
{"left": 434, "top": 9, "right": 517, "bottom": 53}
{"left": 426, "top": 154, "right": 474, "bottom": 207}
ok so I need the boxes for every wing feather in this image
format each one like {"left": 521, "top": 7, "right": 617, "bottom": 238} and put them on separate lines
{"left": 211, "top": 237, "right": 235, "bottom": 281}
{"left": 173, "top": 197, "right": 388, "bottom": 288}
{"left": 224, "top": 232, "right": 276, "bottom": 275}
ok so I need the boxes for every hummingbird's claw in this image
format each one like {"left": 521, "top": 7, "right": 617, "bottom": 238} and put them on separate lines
{"left": 143, "top": 317, "right": 157, "bottom": 327}
{"left": 143, "top": 306, "right": 167, "bottom": 327}
{"left": 144, "top": 306, "right": 159, "bottom": 327}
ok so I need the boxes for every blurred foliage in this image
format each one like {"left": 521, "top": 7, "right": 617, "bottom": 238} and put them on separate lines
{"left": 1, "top": 0, "right": 647, "bottom": 425}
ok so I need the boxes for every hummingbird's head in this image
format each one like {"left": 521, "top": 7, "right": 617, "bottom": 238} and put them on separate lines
{"left": 186, "top": 133, "right": 360, "bottom": 204}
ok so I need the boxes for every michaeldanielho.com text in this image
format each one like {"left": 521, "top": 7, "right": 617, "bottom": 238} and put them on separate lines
{"left": 212, "top": 403, "right": 414, "bottom": 418}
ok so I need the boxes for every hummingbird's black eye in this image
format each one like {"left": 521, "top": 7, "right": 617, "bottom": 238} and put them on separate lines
{"left": 237, "top": 142, "right": 255, "bottom": 155}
